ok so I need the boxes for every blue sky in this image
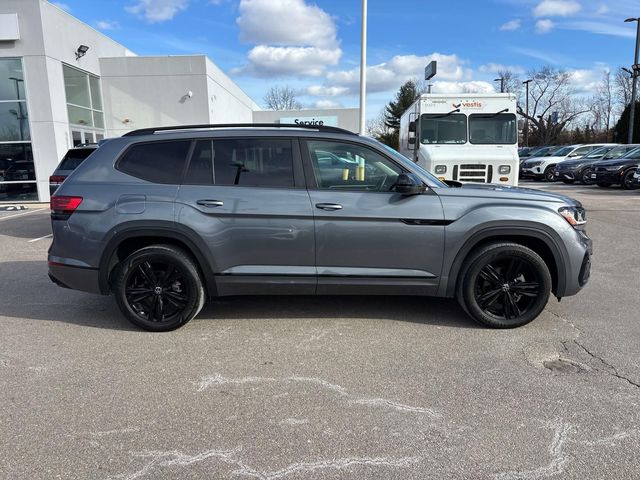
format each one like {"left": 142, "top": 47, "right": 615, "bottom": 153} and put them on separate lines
{"left": 50, "top": 0, "right": 639, "bottom": 116}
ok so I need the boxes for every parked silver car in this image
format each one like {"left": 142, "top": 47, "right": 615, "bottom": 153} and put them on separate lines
{"left": 48, "top": 124, "right": 592, "bottom": 331}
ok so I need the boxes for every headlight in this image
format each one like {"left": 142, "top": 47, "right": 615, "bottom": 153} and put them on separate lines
{"left": 434, "top": 165, "right": 447, "bottom": 174}
{"left": 498, "top": 165, "right": 511, "bottom": 174}
{"left": 558, "top": 206, "right": 586, "bottom": 230}
{"left": 527, "top": 160, "right": 542, "bottom": 167}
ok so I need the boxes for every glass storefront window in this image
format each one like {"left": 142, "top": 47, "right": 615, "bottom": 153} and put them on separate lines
{"left": 89, "top": 76, "right": 102, "bottom": 111}
{"left": 63, "top": 64, "right": 104, "bottom": 141}
{"left": 63, "top": 65, "right": 91, "bottom": 108}
{"left": 0, "top": 182, "right": 38, "bottom": 201}
{"left": 0, "top": 59, "right": 26, "bottom": 101}
{"left": 93, "top": 111, "right": 104, "bottom": 129}
{"left": 67, "top": 104, "right": 93, "bottom": 127}
{"left": 0, "top": 102, "right": 30, "bottom": 141}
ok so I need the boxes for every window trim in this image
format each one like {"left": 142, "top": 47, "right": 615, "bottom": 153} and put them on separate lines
{"left": 468, "top": 113, "right": 518, "bottom": 145}
{"left": 180, "top": 136, "right": 305, "bottom": 189}
{"left": 300, "top": 137, "right": 412, "bottom": 193}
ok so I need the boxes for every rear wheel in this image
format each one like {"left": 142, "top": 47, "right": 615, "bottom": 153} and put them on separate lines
{"left": 457, "top": 243, "right": 551, "bottom": 328}
{"left": 580, "top": 168, "right": 593, "bottom": 185}
{"left": 544, "top": 166, "right": 556, "bottom": 182}
{"left": 113, "top": 245, "right": 205, "bottom": 331}
{"left": 621, "top": 169, "right": 636, "bottom": 190}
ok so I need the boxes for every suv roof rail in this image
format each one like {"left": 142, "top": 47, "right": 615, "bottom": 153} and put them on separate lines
{"left": 122, "top": 123, "right": 357, "bottom": 137}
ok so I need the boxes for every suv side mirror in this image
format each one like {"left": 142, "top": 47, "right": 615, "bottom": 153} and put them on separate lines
{"left": 394, "top": 173, "right": 426, "bottom": 195}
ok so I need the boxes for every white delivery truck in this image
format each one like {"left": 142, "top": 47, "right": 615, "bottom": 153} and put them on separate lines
{"left": 399, "top": 93, "right": 519, "bottom": 185}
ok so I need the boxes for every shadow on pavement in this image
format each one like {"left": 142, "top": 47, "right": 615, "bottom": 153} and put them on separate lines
{"left": 0, "top": 261, "right": 479, "bottom": 331}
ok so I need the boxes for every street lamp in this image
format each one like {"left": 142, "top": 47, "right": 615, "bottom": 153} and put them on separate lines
{"left": 522, "top": 79, "right": 532, "bottom": 147}
{"left": 494, "top": 77, "right": 505, "bottom": 93}
{"left": 358, "top": 0, "right": 367, "bottom": 135}
{"left": 624, "top": 17, "right": 640, "bottom": 143}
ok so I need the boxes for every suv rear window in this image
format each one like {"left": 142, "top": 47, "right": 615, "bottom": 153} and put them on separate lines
{"left": 59, "top": 148, "right": 95, "bottom": 170}
{"left": 184, "top": 138, "right": 294, "bottom": 187}
{"left": 118, "top": 141, "right": 191, "bottom": 184}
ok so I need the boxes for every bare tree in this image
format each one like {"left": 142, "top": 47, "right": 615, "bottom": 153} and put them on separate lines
{"left": 516, "top": 66, "right": 590, "bottom": 145}
{"left": 263, "top": 85, "right": 302, "bottom": 111}
{"left": 614, "top": 67, "right": 633, "bottom": 114}
{"left": 591, "top": 70, "right": 613, "bottom": 134}
{"left": 498, "top": 70, "right": 522, "bottom": 97}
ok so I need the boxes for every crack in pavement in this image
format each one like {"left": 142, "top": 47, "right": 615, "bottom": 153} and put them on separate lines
{"left": 104, "top": 447, "right": 420, "bottom": 480}
{"left": 196, "top": 373, "right": 440, "bottom": 417}
{"left": 572, "top": 339, "right": 640, "bottom": 389}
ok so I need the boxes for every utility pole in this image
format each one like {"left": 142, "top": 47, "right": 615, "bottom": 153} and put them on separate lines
{"left": 624, "top": 17, "right": 640, "bottom": 143}
{"left": 358, "top": 0, "right": 367, "bottom": 135}
{"left": 522, "top": 79, "right": 532, "bottom": 147}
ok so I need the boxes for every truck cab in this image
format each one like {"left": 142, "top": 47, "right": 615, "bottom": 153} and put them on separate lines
{"left": 399, "top": 93, "right": 519, "bottom": 185}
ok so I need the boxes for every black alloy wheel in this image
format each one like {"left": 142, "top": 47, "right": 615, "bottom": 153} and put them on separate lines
{"left": 580, "top": 168, "right": 593, "bottom": 185}
{"left": 457, "top": 243, "right": 551, "bottom": 328}
{"left": 621, "top": 169, "right": 637, "bottom": 190}
{"left": 114, "top": 245, "right": 205, "bottom": 331}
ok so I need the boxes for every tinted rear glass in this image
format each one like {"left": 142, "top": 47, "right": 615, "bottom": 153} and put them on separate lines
{"left": 117, "top": 141, "right": 191, "bottom": 184}
{"left": 58, "top": 148, "right": 95, "bottom": 170}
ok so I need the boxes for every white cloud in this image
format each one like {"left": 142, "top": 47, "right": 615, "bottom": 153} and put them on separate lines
{"left": 50, "top": 1, "right": 71, "bottom": 11}
{"left": 431, "top": 81, "right": 495, "bottom": 94}
{"left": 234, "top": 0, "right": 342, "bottom": 78}
{"left": 533, "top": 0, "right": 581, "bottom": 17}
{"left": 479, "top": 63, "right": 525, "bottom": 75}
{"left": 237, "top": 0, "right": 338, "bottom": 48}
{"left": 535, "top": 19, "right": 555, "bottom": 33}
{"left": 126, "top": 0, "right": 188, "bottom": 23}
{"left": 569, "top": 68, "right": 603, "bottom": 93}
{"left": 595, "top": 4, "right": 609, "bottom": 15}
{"left": 500, "top": 19, "right": 522, "bottom": 31}
{"left": 313, "top": 100, "right": 343, "bottom": 109}
{"left": 305, "top": 85, "right": 350, "bottom": 97}
{"left": 561, "top": 20, "right": 636, "bottom": 38}
{"left": 96, "top": 20, "right": 120, "bottom": 30}
{"left": 235, "top": 46, "right": 341, "bottom": 77}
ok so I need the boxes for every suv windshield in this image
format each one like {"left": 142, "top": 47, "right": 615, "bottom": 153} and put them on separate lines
{"left": 420, "top": 113, "right": 466, "bottom": 144}
{"left": 59, "top": 148, "right": 96, "bottom": 170}
{"left": 584, "top": 146, "right": 613, "bottom": 159}
{"left": 550, "top": 146, "right": 574, "bottom": 157}
{"left": 603, "top": 146, "right": 637, "bottom": 160}
{"left": 469, "top": 113, "right": 517, "bottom": 144}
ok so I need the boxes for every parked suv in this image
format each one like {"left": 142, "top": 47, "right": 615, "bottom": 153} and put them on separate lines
{"left": 521, "top": 144, "right": 613, "bottom": 182}
{"left": 591, "top": 147, "right": 640, "bottom": 189}
{"left": 48, "top": 124, "right": 593, "bottom": 331}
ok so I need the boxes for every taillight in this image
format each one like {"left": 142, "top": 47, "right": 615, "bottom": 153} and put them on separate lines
{"left": 50, "top": 195, "right": 83, "bottom": 220}
{"left": 49, "top": 175, "right": 66, "bottom": 185}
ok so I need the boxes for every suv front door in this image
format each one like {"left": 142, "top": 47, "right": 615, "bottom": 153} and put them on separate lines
{"left": 302, "top": 139, "right": 446, "bottom": 295}
{"left": 176, "top": 136, "right": 315, "bottom": 295}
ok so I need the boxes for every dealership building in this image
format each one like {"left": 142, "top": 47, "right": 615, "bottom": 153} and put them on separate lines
{"left": 0, "top": 0, "right": 358, "bottom": 202}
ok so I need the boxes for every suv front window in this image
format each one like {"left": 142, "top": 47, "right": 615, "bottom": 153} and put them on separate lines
{"left": 469, "top": 113, "right": 517, "bottom": 144}
{"left": 420, "top": 113, "right": 466, "bottom": 144}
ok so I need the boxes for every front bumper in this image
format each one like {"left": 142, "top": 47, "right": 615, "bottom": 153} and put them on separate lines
{"left": 554, "top": 167, "right": 581, "bottom": 181}
{"left": 48, "top": 261, "right": 101, "bottom": 294}
{"left": 564, "top": 229, "right": 593, "bottom": 296}
{"left": 520, "top": 167, "right": 544, "bottom": 179}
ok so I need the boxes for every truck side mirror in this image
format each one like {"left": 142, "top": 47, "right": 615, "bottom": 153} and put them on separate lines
{"left": 408, "top": 137, "right": 416, "bottom": 145}
{"left": 408, "top": 121, "right": 416, "bottom": 133}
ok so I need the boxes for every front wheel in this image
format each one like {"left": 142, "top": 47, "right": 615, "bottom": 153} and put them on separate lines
{"left": 580, "top": 168, "right": 593, "bottom": 185}
{"left": 457, "top": 243, "right": 552, "bottom": 328}
{"left": 621, "top": 169, "right": 637, "bottom": 190}
{"left": 544, "top": 167, "right": 556, "bottom": 182}
{"left": 113, "top": 245, "right": 206, "bottom": 331}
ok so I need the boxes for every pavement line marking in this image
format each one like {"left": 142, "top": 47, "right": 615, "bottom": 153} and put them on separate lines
{"left": 0, "top": 208, "right": 48, "bottom": 222}
{"left": 28, "top": 233, "right": 53, "bottom": 243}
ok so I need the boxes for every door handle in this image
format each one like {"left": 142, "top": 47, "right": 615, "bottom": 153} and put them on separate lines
{"left": 197, "top": 199, "right": 224, "bottom": 207}
{"left": 315, "top": 203, "right": 343, "bottom": 211}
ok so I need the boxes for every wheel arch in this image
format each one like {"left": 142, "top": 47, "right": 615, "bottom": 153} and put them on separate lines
{"left": 443, "top": 227, "right": 567, "bottom": 299}
{"left": 98, "top": 222, "right": 217, "bottom": 297}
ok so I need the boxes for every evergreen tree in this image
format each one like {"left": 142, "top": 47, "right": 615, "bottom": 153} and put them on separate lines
{"left": 381, "top": 80, "right": 420, "bottom": 149}
{"left": 613, "top": 101, "right": 640, "bottom": 143}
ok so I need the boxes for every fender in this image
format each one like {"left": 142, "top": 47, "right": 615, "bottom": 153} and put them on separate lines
{"left": 98, "top": 221, "right": 218, "bottom": 296}
{"left": 440, "top": 225, "right": 568, "bottom": 298}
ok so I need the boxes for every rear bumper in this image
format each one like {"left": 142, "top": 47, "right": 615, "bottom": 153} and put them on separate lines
{"left": 48, "top": 262, "right": 102, "bottom": 294}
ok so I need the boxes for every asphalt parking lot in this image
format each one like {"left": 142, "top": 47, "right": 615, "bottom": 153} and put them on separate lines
{"left": 1, "top": 183, "right": 639, "bottom": 480}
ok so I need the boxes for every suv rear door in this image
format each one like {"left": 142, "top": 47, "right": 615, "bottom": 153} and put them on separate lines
{"left": 302, "top": 138, "right": 446, "bottom": 296}
{"left": 175, "top": 136, "right": 316, "bottom": 295}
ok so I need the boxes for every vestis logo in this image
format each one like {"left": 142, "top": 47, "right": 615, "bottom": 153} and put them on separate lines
{"left": 454, "top": 101, "right": 483, "bottom": 109}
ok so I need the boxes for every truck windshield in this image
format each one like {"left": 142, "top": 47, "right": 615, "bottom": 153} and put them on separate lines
{"left": 420, "top": 114, "right": 466, "bottom": 144}
{"left": 469, "top": 113, "right": 517, "bottom": 144}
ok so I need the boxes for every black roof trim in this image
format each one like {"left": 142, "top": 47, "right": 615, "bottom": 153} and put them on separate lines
{"left": 122, "top": 123, "right": 357, "bottom": 137}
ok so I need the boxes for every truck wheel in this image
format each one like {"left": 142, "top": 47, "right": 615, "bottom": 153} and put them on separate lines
{"left": 544, "top": 167, "right": 556, "bottom": 182}
{"left": 456, "top": 242, "right": 551, "bottom": 328}
{"left": 113, "top": 245, "right": 205, "bottom": 332}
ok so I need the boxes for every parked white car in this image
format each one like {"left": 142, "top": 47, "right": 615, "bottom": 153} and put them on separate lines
{"left": 520, "top": 144, "right": 616, "bottom": 182}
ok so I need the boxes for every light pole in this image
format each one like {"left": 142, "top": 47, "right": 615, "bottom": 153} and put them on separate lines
{"left": 358, "top": 0, "right": 368, "bottom": 135}
{"left": 523, "top": 79, "right": 532, "bottom": 147}
{"left": 494, "top": 77, "right": 505, "bottom": 93}
{"left": 624, "top": 17, "right": 640, "bottom": 144}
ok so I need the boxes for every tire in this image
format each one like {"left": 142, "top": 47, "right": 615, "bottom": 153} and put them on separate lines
{"left": 113, "top": 245, "right": 205, "bottom": 331}
{"left": 580, "top": 168, "right": 593, "bottom": 185}
{"left": 621, "top": 169, "right": 637, "bottom": 190}
{"left": 597, "top": 182, "right": 611, "bottom": 188}
{"left": 456, "top": 242, "right": 552, "bottom": 328}
{"left": 544, "top": 166, "right": 556, "bottom": 182}
{"left": 562, "top": 179, "right": 575, "bottom": 184}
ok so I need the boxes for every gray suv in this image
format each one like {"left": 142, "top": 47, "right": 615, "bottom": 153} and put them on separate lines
{"left": 48, "top": 124, "right": 592, "bottom": 331}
